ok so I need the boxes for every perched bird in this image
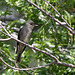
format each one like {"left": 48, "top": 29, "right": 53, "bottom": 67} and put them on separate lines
{"left": 16, "top": 20, "right": 37, "bottom": 63}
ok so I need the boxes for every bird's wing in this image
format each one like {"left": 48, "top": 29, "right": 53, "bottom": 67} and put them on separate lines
{"left": 16, "top": 28, "right": 22, "bottom": 53}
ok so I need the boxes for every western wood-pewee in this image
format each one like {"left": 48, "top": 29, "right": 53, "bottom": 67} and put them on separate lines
{"left": 16, "top": 20, "right": 37, "bottom": 63}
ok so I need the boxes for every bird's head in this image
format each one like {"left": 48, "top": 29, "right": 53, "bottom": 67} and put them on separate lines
{"left": 27, "top": 20, "right": 38, "bottom": 29}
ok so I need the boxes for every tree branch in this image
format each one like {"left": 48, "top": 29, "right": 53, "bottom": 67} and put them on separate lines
{"left": 56, "top": 62, "right": 75, "bottom": 68}
{"left": 0, "top": 57, "right": 75, "bottom": 71}
{"left": 0, "top": 49, "right": 18, "bottom": 67}
{"left": 26, "top": 0, "right": 75, "bottom": 34}
{"left": 44, "top": 0, "right": 73, "bottom": 30}
{"left": 0, "top": 57, "right": 55, "bottom": 71}
{"left": 0, "top": 38, "right": 11, "bottom": 41}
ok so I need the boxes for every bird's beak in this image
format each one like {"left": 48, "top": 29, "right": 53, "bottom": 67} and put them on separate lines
{"left": 35, "top": 24, "right": 38, "bottom": 26}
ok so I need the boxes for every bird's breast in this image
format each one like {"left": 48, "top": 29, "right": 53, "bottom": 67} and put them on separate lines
{"left": 24, "top": 29, "right": 32, "bottom": 42}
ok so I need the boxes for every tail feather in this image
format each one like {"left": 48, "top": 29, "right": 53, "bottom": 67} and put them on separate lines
{"left": 16, "top": 53, "right": 21, "bottom": 63}
{"left": 22, "top": 46, "right": 26, "bottom": 53}
{"left": 16, "top": 46, "right": 26, "bottom": 63}
{"left": 16, "top": 42, "right": 19, "bottom": 54}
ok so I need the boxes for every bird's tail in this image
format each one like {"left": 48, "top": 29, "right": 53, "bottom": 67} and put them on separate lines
{"left": 16, "top": 53, "right": 21, "bottom": 63}
{"left": 16, "top": 46, "right": 26, "bottom": 63}
{"left": 16, "top": 42, "right": 19, "bottom": 54}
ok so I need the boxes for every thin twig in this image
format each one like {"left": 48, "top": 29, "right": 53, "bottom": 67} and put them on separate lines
{"left": 0, "top": 57, "right": 75, "bottom": 71}
{"left": 0, "top": 57, "right": 55, "bottom": 70}
{"left": 44, "top": 0, "right": 60, "bottom": 16}
{"left": 0, "top": 66, "right": 7, "bottom": 73}
{"left": 0, "top": 38, "right": 11, "bottom": 41}
{"left": 26, "top": 0, "right": 75, "bottom": 34}
{"left": 0, "top": 49, "right": 18, "bottom": 67}
{"left": 0, "top": 30, "right": 9, "bottom": 36}
{"left": 56, "top": 62, "right": 75, "bottom": 68}
{"left": 44, "top": 0, "right": 73, "bottom": 30}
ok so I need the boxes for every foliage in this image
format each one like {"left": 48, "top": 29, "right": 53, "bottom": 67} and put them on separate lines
{"left": 0, "top": 0, "right": 75, "bottom": 75}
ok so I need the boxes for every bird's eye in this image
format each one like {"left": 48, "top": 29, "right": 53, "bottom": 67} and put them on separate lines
{"left": 31, "top": 23, "right": 34, "bottom": 25}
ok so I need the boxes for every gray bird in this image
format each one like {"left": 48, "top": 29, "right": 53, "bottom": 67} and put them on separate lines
{"left": 16, "top": 20, "right": 37, "bottom": 63}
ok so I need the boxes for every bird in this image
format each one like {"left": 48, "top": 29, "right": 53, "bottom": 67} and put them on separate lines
{"left": 16, "top": 20, "right": 37, "bottom": 63}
